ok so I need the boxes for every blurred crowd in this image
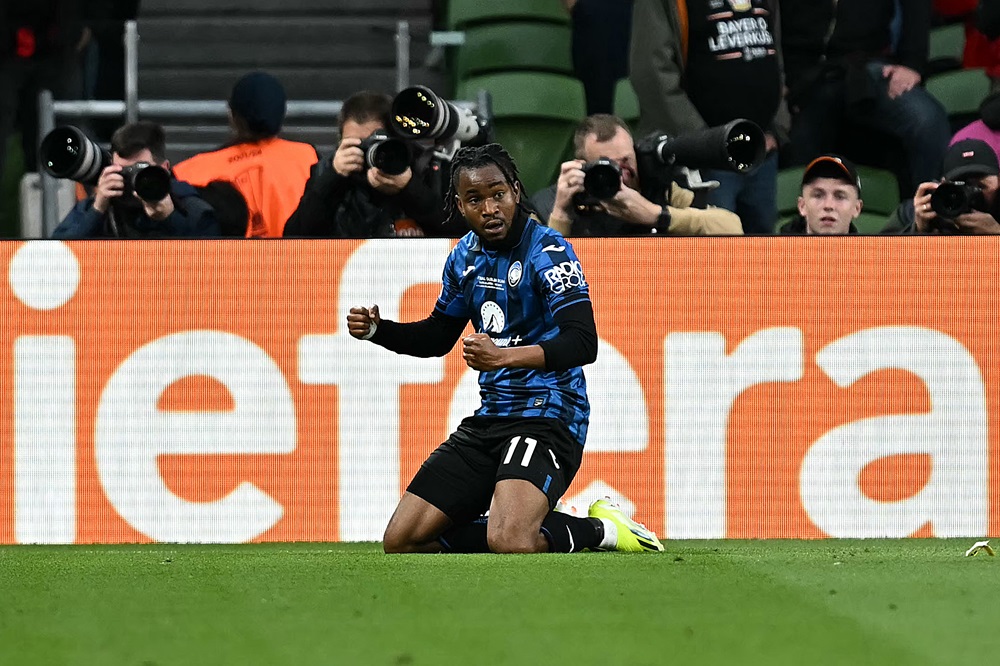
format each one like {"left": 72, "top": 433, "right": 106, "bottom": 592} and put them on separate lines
{"left": 4, "top": 0, "right": 1000, "bottom": 239}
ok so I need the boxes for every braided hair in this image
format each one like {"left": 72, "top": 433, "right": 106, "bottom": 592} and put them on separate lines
{"left": 444, "top": 143, "right": 536, "bottom": 222}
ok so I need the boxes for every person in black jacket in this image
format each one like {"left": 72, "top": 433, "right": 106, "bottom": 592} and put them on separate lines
{"left": 779, "top": 0, "right": 951, "bottom": 196}
{"left": 51, "top": 121, "right": 220, "bottom": 238}
{"left": 283, "top": 91, "right": 455, "bottom": 238}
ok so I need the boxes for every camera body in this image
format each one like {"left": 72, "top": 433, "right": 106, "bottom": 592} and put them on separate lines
{"left": 358, "top": 130, "right": 411, "bottom": 176}
{"left": 571, "top": 158, "right": 623, "bottom": 212}
{"left": 119, "top": 162, "right": 172, "bottom": 203}
{"left": 930, "top": 180, "right": 986, "bottom": 219}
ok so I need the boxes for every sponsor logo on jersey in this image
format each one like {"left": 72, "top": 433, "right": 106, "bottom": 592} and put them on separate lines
{"left": 480, "top": 301, "right": 505, "bottom": 334}
{"left": 543, "top": 260, "right": 588, "bottom": 294}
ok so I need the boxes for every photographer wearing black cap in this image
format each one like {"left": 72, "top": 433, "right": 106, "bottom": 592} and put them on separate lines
{"left": 51, "top": 121, "right": 220, "bottom": 239}
{"left": 283, "top": 91, "right": 452, "bottom": 238}
{"left": 885, "top": 139, "right": 1000, "bottom": 234}
{"left": 532, "top": 114, "right": 743, "bottom": 236}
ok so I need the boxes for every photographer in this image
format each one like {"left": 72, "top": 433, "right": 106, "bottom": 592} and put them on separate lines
{"left": 51, "top": 121, "right": 220, "bottom": 239}
{"left": 282, "top": 91, "right": 452, "bottom": 238}
{"left": 532, "top": 114, "right": 743, "bottom": 236}
{"left": 885, "top": 139, "right": 1000, "bottom": 234}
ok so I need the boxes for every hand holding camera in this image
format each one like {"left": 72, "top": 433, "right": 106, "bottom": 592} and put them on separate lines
{"left": 367, "top": 165, "right": 412, "bottom": 194}
{"left": 333, "top": 137, "right": 366, "bottom": 177}
{"left": 553, "top": 159, "right": 587, "bottom": 216}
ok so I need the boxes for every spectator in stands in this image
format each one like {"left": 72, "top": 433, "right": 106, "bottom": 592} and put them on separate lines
{"left": 51, "top": 121, "right": 220, "bottom": 238}
{"left": 172, "top": 71, "right": 319, "bottom": 238}
{"left": 779, "top": 0, "right": 951, "bottom": 197}
{"left": 0, "top": 0, "right": 87, "bottom": 189}
{"left": 531, "top": 114, "right": 743, "bottom": 236}
{"left": 934, "top": 0, "right": 1000, "bottom": 92}
{"left": 952, "top": 91, "right": 1000, "bottom": 158}
{"left": 563, "top": 0, "right": 633, "bottom": 115}
{"left": 283, "top": 91, "right": 452, "bottom": 238}
{"left": 629, "top": 0, "right": 789, "bottom": 234}
{"left": 884, "top": 138, "right": 1000, "bottom": 233}
{"left": 778, "top": 155, "right": 863, "bottom": 235}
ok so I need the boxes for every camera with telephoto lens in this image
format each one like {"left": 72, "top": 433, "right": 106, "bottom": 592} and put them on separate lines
{"left": 39, "top": 125, "right": 112, "bottom": 186}
{"left": 40, "top": 125, "right": 171, "bottom": 202}
{"left": 358, "top": 130, "right": 411, "bottom": 176}
{"left": 636, "top": 118, "right": 766, "bottom": 174}
{"left": 390, "top": 85, "right": 490, "bottom": 146}
{"left": 930, "top": 180, "right": 986, "bottom": 219}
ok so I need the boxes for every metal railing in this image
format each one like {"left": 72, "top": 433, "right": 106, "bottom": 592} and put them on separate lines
{"left": 34, "top": 19, "right": 422, "bottom": 237}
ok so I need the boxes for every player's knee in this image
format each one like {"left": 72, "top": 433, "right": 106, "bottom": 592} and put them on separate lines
{"left": 487, "top": 523, "right": 540, "bottom": 554}
{"left": 382, "top": 524, "right": 414, "bottom": 554}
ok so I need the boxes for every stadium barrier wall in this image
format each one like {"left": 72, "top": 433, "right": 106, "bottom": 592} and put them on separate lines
{"left": 1, "top": 237, "right": 997, "bottom": 544}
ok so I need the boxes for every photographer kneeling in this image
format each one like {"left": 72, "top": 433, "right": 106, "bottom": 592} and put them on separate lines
{"left": 885, "top": 139, "right": 1000, "bottom": 234}
{"left": 51, "top": 122, "right": 220, "bottom": 239}
{"left": 283, "top": 91, "right": 450, "bottom": 238}
{"left": 532, "top": 114, "right": 743, "bottom": 236}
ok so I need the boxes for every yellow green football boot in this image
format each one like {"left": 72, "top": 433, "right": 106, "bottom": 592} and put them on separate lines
{"left": 588, "top": 498, "right": 664, "bottom": 553}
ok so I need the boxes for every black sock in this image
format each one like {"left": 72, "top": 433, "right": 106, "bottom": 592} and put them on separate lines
{"left": 439, "top": 515, "right": 490, "bottom": 553}
{"left": 540, "top": 512, "right": 604, "bottom": 553}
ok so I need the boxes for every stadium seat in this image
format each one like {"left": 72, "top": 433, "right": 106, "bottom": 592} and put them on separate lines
{"left": 927, "top": 22, "right": 966, "bottom": 75}
{"left": 852, "top": 212, "right": 890, "bottom": 234}
{"left": 775, "top": 166, "right": 805, "bottom": 224}
{"left": 613, "top": 78, "right": 641, "bottom": 131}
{"left": 855, "top": 165, "right": 900, "bottom": 217}
{"left": 447, "top": 0, "right": 568, "bottom": 29}
{"left": 925, "top": 67, "right": 992, "bottom": 131}
{"left": 454, "top": 22, "right": 573, "bottom": 80}
{"left": 458, "top": 72, "right": 587, "bottom": 195}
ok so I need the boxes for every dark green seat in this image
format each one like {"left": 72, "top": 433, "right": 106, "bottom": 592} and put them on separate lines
{"left": 927, "top": 22, "right": 966, "bottom": 73}
{"left": 926, "top": 67, "right": 992, "bottom": 131}
{"left": 454, "top": 22, "right": 573, "bottom": 80}
{"left": 458, "top": 72, "right": 587, "bottom": 195}
{"left": 775, "top": 166, "right": 806, "bottom": 225}
{"left": 613, "top": 78, "right": 641, "bottom": 131}
{"left": 855, "top": 165, "right": 900, "bottom": 217}
{"left": 447, "top": 0, "right": 568, "bottom": 29}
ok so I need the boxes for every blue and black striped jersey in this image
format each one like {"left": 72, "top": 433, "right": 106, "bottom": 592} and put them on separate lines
{"left": 435, "top": 218, "right": 592, "bottom": 445}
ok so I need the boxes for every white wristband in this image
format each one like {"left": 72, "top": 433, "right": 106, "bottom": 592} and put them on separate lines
{"left": 361, "top": 321, "right": 378, "bottom": 341}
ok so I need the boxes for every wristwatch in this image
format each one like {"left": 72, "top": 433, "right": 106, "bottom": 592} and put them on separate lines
{"left": 652, "top": 206, "right": 672, "bottom": 234}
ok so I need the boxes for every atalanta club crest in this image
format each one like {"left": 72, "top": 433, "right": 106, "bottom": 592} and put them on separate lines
{"left": 507, "top": 261, "right": 522, "bottom": 287}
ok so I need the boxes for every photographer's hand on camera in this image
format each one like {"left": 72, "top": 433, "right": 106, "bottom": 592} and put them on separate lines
{"left": 93, "top": 165, "right": 125, "bottom": 214}
{"left": 549, "top": 160, "right": 587, "bottom": 233}
{"left": 140, "top": 191, "right": 176, "bottom": 222}
{"left": 952, "top": 210, "right": 1000, "bottom": 233}
{"left": 367, "top": 166, "right": 412, "bottom": 195}
{"left": 333, "top": 137, "right": 365, "bottom": 177}
{"left": 912, "top": 181, "right": 940, "bottom": 233}
{"left": 599, "top": 184, "right": 665, "bottom": 228}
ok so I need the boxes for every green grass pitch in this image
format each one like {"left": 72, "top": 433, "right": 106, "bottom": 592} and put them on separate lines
{"left": 1, "top": 539, "right": 999, "bottom": 665}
